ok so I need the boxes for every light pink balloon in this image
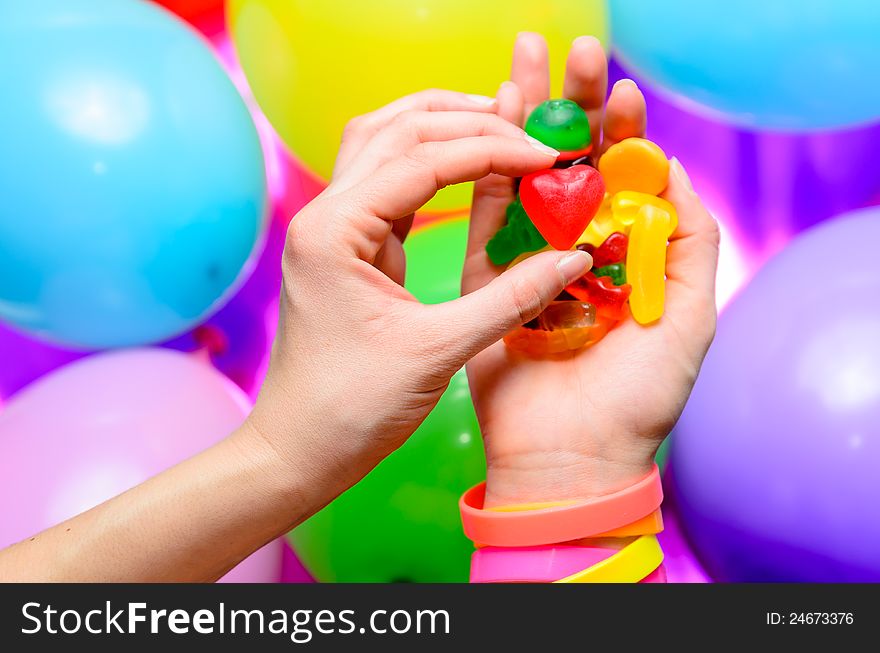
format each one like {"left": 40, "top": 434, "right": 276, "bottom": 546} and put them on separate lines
{"left": 0, "top": 348, "right": 284, "bottom": 582}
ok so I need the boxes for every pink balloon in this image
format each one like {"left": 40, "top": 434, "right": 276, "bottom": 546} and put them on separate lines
{"left": 0, "top": 348, "right": 283, "bottom": 582}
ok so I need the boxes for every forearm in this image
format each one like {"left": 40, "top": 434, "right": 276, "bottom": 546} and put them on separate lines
{"left": 0, "top": 422, "right": 321, "bottom": 582}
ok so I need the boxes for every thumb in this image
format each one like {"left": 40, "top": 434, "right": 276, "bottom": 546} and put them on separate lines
{"left": 430, "top": 249, "right": 592, "bottom": 366}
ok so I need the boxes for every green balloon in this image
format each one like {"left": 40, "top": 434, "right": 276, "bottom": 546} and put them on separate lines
{"left": 289, "top": 218, "right": 485, "bottom": 582}
{"left": 655, "top": 435, "right": 670, "bottom": 472}
{"left": 401, "top": 217, "right": 469, "bottom": 304}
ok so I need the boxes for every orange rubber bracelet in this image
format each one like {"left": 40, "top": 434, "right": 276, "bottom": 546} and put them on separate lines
{"left": 588, "top": 508, "right": 664, "bottom": 538}
{"left": 460, "top": 465, "right": 662, "bottom": 547}
{"left": 473, "top": 509, "right": 664, "bottom": 548}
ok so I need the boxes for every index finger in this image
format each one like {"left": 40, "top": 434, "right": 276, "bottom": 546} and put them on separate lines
{"left": 334, "top": 89, "right": 499, "bottom": 177}
{"left": 333, "top": 134, "right": 558, "bottom": 264}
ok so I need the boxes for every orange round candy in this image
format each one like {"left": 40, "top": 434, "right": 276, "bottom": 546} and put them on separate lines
{"left": 598, "top": 138, "right": 670, "bottom": 196}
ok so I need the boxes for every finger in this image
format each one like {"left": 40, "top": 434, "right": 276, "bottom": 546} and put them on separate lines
{"left": 429, "top": 250, "right": 592, "bottom": 367}
{"left": 374, "top": 234, "right": 407, "bottom": 286}
{"left": 331, "top": 111, "right": 526, "bottom": 194}
{"left": 334, "top": 89, "right": 498, "bottom": 176}
{"left": 356, "top": 134, "right": 558, "bottom": 220}
{"left": 600, "top": 79, "right": 647, "bottom": 156}
{"left": 465, "top": 81, "right": 525, "bottom": 281}
{"left": 662, "top": 157, "right": 720, "bottom": 303}
{"left": 563, "top": 35, "right": 608, "bottom": 148}
{"left": 391, "top": 213, "right": 414, "bottom": 245}
{"left": 337, "top": 134, "right": 558, "bottom": 262}
{"left": 511, "top": 32, "right": 550, "bottom": 119}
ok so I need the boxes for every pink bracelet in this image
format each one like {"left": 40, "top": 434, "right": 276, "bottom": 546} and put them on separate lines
{"left": 470, "top": 544, "right": 617, "bottom": 583}
{"left": 641, "top": 564, "right": 667, "bottom": 583}
{"left": 470, "top": 545, "right": 667, "bottom": 583}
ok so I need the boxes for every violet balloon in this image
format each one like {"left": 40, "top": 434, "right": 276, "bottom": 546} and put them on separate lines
{"left": 0, "top": 348, "right": 283, "bottom": 582}
{"left": 655, "top": 495, "right": 711, "bottom": 583}
{"left": 671, "top": 206, "right": 880, "bottom": 581}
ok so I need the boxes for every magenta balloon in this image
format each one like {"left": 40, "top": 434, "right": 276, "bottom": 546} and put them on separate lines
{"left": 672, "top": 206, "right": 880, "bottom": 581}
{"left": 656, "top": 499, "right": 711, "bottom": 583}
{"left": 217, "top": 538, "right": 284, "bottom": 583}
{"left": 0, "top": 348, "right": 282, "bottom": 582}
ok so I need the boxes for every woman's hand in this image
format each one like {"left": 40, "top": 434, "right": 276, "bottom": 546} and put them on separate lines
{"left": 463, "top": 34, "right": 721, "bottom": 507}
{"left": 247, "top": 89, "right": 594, "bottom": 504}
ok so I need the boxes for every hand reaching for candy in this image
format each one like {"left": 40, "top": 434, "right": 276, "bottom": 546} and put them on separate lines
{"left": 463, "top": 33, "right": 720, "bottom": 507}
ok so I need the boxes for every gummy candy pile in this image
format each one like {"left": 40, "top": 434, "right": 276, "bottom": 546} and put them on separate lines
{"left": 486, "top": 99, "right": 677, "bottom": 356}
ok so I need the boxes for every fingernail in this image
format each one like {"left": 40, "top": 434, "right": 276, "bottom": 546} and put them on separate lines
{"left": 466, "top": 94, "right": 497, "bottom": 106}
{"left": 670, "top": 156, "right": 694, "bottom": 193}
{"left": 556, "top": 250, "right": 592, "bottom": 285}
{"left": 573, "top": 35, "right": 601, "bottom": 48}
{"left": 524, "top": 134, "right": 559, "bottom": 157}
{"left": 612, "top": 78, "right": 639, "bottom": 92}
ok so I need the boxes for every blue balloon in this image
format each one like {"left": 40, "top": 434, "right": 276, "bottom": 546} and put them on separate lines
{"left": 610, "top": 0, "right": 880, "bottom": 130}
{"left": 0, "top": 0, "right": 267, "bottom": 348}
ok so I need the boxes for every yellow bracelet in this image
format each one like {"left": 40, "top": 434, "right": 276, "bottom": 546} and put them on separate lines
{"left": 553, "top": 534, "right": 663, "bottom": 583}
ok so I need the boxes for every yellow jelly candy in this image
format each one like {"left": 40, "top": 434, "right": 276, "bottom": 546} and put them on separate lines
{"left": 576, "top": 195, "right": 628, "bottom": 246}
{"left": 612, "top": 191, "right": 678, "bottom": 234}
{"left": 627, "top": 204, "right": 673, "bottom": 325}
{"left": 599, "top": 138, "right": 670, "bottom": 196}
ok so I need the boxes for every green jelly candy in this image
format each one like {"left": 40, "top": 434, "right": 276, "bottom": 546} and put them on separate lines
{"left": 592, "top": 263, "right": 627, "bottom": 286}
{"left": 485, "top": 198, "right": 547, "bottom": 265}
{"left": 485, "top": 227, "right": 518, "bottom": 266}
{"left": 508, "top": 197, "right": 546, "bottom": 251}
{"left": 525, "top": 99, "right": 591, "bottom": 152}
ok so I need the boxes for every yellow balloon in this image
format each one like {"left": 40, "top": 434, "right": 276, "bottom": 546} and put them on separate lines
{"left": 228, "top": 0, "right": 608, "bottom": 211}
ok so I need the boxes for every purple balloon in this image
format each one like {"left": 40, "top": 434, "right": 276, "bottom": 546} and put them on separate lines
{"left": 656, "top": 492, "right": 712, "bottom": 583}
{"left": 671, "top": 206, "right": 880, "bottom": 581}
{"left": 0, "top": 348, "right": 284, "bottom": 582}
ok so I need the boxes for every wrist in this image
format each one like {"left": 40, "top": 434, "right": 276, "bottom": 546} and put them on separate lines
{"left": 483, "top": 447, "right": 656, "bottom": 508}
{"left": 243, "top": 380, "right": 387, "bottom": 514}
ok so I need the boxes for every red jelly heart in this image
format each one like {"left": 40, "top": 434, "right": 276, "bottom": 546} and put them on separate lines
{"left": 519, "top": 164, "right": 605, "bottom": 250}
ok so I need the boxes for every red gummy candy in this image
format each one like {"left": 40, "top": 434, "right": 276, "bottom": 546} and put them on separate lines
{"left": 566, "top": 272, "right": 632, "bottom": 321}
{"left": 519, "top": 165, "right": 605, "bottom": 250}
{"left": 592, "top": 232, "right": 628, "bottom": 267}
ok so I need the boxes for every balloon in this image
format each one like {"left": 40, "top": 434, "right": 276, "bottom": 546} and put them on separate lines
{"left": 655, "top": 496, "right": 711, "bottom": 583}
{"left": 609, "top": 0, "right": 880, "bottom": 130}
{"left": 289, "top": 368, "right": 485, "bottom": 582}
{"left": 0, "top": 348, "right": 284, "bottom": 582}
{"left": 228, "top": 0, "right": 608, "bottom": 211}
{"left": 217, "top": 537, "right": 284, "bottom": 583}
{"left": 0, "top": 0, "right": 267, "bottom": 349}
{"left": 153, "top": 0, "right": 224, "bottom": 29}
{"left": 671, "top": 207, "right": 880, "bottom": 581}
{"left": 290, "top": 217, "right": 485, "bottom": 582}
{"left": 403, "top": 217, "right": 469, "bottom": 305}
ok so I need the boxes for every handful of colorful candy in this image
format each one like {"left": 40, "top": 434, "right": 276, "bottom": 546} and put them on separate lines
{"left": 486, "top": 99, "right": 677, "bottom": 356}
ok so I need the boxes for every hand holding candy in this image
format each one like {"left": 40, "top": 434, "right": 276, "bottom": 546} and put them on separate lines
{"left": 486, "top": 77, "right": 681, "bottom": 352}
{"left": 464, "top": 33, "right": 719, "bottom": 507}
